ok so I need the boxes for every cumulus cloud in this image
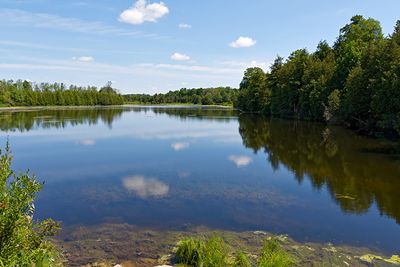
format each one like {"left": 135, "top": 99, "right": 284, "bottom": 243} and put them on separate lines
{"left": 171, "top": 142, "right": 190, "bottom": 151}
{"left": 229, "top": 155, "right": 252, "bottom": 168}
{"left": 122, "top": 175, "right": 169, "bottom": 198}
{"left": 171, "top": 52, "right": 190, "bottom": 61}
{"left": 229, "top": 37, "right": 256, "bottom": 48}
{"left": 178, "top": 23, "right": 192, "bottom": 29}
{"left": 119, "top": 0, "right": 169, "bottom": 25}
{"left": 73, "top": 56, "right": 94, "bottom": 62}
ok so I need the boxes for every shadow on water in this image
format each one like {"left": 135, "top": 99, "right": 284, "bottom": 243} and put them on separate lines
{"left": 0, "top": 106, "right": 238, "bottom": 132}
{"left": 238, "top": 115, "right": 400, "bottom": 224}
{"left": 0, "top": 107, "right": 126, "bottom": 131}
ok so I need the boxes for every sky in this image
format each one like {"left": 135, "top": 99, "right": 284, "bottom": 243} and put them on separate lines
{"left": 1, "top": 0, "right": 400, "bottom": 94}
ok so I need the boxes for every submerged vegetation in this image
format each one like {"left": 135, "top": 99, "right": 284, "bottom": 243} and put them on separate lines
{"left": 174, "top": 235, "right": 294, "bottom": 267}
{"left": 235, "top": 16, "right": 400, "bottom": 136}
{"left": 0, "top": 143, "right": 61, "bottom": 266}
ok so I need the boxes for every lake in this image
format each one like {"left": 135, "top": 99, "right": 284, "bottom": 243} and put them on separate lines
{"left": 1, "top": 106, "right": 399, "bottom": 254}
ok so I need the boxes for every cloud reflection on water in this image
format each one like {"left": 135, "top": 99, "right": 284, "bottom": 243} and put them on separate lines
{"left": 228, "top": 155, "right": 252, "bottom": 168}
{"left": 122, "top": 175, "right": 169, "bottom": 198}
{"left": 76, "top": 139, "right": 96, "bottom": 146}
{"left": 171, "top": 142, "right": 190, "bottom": 151}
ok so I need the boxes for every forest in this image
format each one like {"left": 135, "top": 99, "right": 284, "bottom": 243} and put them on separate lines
{"left": 235, "top": 16, "right": 400, "bottom": 136}
{"left": 124, "top": 87, "right": 238, "bottom": 106}
{"left": 0, "top": 81, "right": 124, "bottom": 106}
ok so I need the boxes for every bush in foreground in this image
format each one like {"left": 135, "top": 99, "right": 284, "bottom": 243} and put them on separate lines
{"left": 0, "top": 143, "right": 62, "bottom": 266}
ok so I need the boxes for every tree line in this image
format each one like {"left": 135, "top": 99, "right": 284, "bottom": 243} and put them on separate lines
{"left": 0, "top": 80, "right": 124, "bottom": 106}
{"left": 235, "top": 15, "right": 400, "bottom": 136}
{"left": 124, "top": 87, "right": 238, "bottom": 106}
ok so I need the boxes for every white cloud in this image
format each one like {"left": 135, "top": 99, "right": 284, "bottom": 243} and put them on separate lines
{"left": 178, "top": 23, "right": 192, "bottom": 29}
{"left": 119, "top": 0, "right": 169, "bottom": 25}
{"left": 73, "top": 56, "right": 94, "bottom": 63}
{"left": 229, "top": 155, "right": 252, "bottom": 168}
{"left": 229, "top": 37, "right": 256, "bottom": 48}
{"left": 171, "top": 52, "right": 190, "bottom": 61}
{"left": 122, "top": 175, "right": 169, "bottom": 198}
{"left": 171, "top": 142, "right": 190, "bottom": 151}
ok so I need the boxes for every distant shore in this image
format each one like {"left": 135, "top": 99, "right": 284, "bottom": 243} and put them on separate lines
{"left": 0, "top": 104, "right": 235, "bottom": 112}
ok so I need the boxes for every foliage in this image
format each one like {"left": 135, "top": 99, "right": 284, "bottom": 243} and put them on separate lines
{"left": 235, "top": 15, "right": 400, "bottom": 136}
{"left": 0, "top": 80, "right": 124, "bottom": 107}
{"left": 0, "top": 143, "right": 62, "bottom": 266}
{"left": 235, "top": 68, "right": 270, "bottom": 113}
{"left": 124, "top": 87, "right": 237, "bottom": 106}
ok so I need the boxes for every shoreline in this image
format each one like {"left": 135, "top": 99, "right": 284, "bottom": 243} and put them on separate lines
{"left": 56, "top": 223, "right": 400, "bottom": 267}
{"left": 0, "top": 104, "right": 235, "bottom": 112}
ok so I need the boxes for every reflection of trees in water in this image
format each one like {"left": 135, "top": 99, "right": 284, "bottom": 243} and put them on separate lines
{"left": 238, "top": 115, "right": 400, "bottom": 224}
{"left": 131, "top": 106, "right": 238, "bottom": 122}
{"left": 0, "top": 107, "right": 238, "bottom": 132}
{"left": 0, "top": 108, "right": 126, "bottom": 132}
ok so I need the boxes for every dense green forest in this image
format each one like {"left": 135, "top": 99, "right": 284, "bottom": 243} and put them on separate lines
{"left": 235, "top": 16, "right": 400, "bottom": 136}
{"left": 0, "top": 80, "right": 124, "bottom": 106}
{"left": 124, "top": 87, "right": 238, "bottom": 105}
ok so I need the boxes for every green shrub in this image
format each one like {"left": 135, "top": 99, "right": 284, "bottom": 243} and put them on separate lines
{"left": 203, "top": 236, "right": 229, "bottom": 267}
{"left": 175, "top": 237, "right": 205, "bottom": 266}
{"left": 257, "top": 238, "right": 295, "bottom": 267}
{"left": 233, "top": 251, "right": 252, "bottom": 267}
{"left": 175, "top": 236, "right": 229, "bottom": 267}
{"left": 0, "top": 143, "right": 62, "bottom": 266}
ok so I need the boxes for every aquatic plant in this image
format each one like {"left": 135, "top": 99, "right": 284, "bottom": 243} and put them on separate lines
{"left": 175, "top": 237, "right": 204, "bottom": 266}
{"left": 175, "top": 235, "right": 296, "bottom": 267}
{"left": 257, "top": 238, "right": 295, "bottom": 267}
{"left": 175, "top": 236, "right": 229, "bottom": 267}
{"left": 0, "top": 143, "right": 62, "bottom": 266}
{"left": 233, "top": 251, "right": 252, "bottom": 267}
{"left": 202, "top": 236, "right": 229, "bottom": 267}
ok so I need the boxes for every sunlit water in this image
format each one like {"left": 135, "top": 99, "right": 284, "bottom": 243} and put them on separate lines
{"left": 1, "top": 106, "right": 399, "bottom": 253}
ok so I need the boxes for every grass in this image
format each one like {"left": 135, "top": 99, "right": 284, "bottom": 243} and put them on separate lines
{"left": 233, "top": 251, "right": 252, "bottom": 267}
{"left": 258, "top": 238, "right": 295, "bottom": 267}
{"left": 175, "top": 236, "right": 229, "bottom": 267}
{"left": 174, "top": 235, "right": 294, "bottom": 267}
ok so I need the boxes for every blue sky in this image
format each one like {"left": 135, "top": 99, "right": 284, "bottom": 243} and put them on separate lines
{"left": 1, "top": 0, "right": 400, "bottom": 94}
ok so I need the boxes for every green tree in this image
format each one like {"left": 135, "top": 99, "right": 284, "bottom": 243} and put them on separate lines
{"left": 333, "top": 15, "right": 383, "bottom": 89}
{"left": 235, "top": 67, "right": 270, "bottom": 113}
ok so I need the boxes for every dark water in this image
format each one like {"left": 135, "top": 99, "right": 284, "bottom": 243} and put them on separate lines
{"left": 1, "top": 106, "right": 399, "bottom": 253}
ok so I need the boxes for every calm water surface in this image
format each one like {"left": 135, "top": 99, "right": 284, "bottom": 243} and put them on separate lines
{"left": 1, "top": 106, "right": 399, "bottom": 253}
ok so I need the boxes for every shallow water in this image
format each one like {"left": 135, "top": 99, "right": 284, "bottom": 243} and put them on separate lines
{"left": 1, "top": 106, "right": 399, "bottom": 253}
